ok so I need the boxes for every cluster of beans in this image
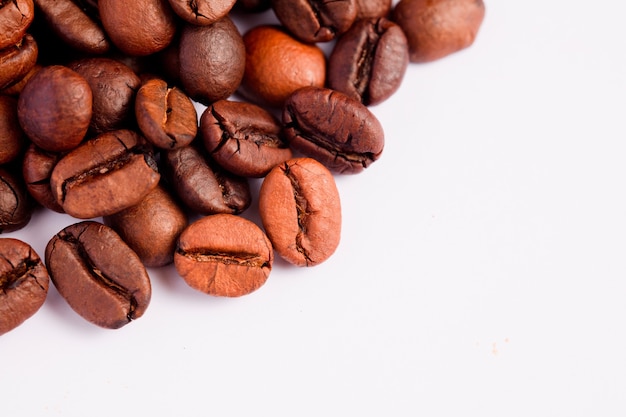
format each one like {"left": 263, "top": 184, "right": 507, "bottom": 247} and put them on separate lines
{"left": 0, "top": 0, "right": 486, "bottom": 334}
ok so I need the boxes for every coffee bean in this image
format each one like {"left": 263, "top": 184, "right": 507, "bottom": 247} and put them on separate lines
{"left": 239, "top": 25, "right": 326, "bottom": 108}
{"left": 355, "top": 0, "right": 391, "bottom": 19}
{"left": 328, "top": 17, "right": 409, "bottom": 106}
{"left": 0, "top": 167, "right": 33, "bottom": 233}
{"left": 282, "top": 86, "right": 385, "bottom": 174}
{"left": 167, "top": 0, "right": 236, "bottom": 26}
{"left": 0, "top": 0, "right": 35, "bottom": 50}
{"left": 17, "top": 65, "right": 92, "bottom": 152}
{"left": 21, "top": 143, "right": 65, "bottom": 213}
{"left": 259, "top": 157, "right": 341, "bottom": 267}
{"left": 200, "top": 99, "right": 293, "bottom": 177}
{"left": 103, "top": 184, "right": 188, "bottom": 267}
{"left": 162, "top": 143, "right": 252, "bottom": 215}
{"left": 50, "top": 129, "right": 160, "bottom": 219}
{"left": 33, "top": 0, "right": 111, "bottom": 54}
{"left": 392, "top": 0, "right": 486, "bottom": 63}
{"left": 0, "top": 94, "right": 26, "bottom": 165}
{"left": 175, "top": 213, "right": 273, "bottom": 297}
{"left": 0, "top": 33, "right": 38, "bottom": 90}
{"left": 0, "top": 238, "right": 49, "bottom": 336}
{"left": 45, "top": 221, "right": 152, "bottom": 329}
{"left": 135, "top": 78, "right": 197, "bottom": 150}
{"left": 68, "top": 57, "right": 141, "bottom": 134}
{"left": 271, "top": 0, "right": 357, "bottom": 43}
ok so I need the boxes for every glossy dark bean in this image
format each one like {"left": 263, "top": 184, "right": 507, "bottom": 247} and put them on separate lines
{"left": 0, "top": 0, "right": 35, "bottom": 50}
{"left": 0, "top": 238, "right": 49, "bottom": 336}
{"left": 259, "top": 158, "right": 341, "bottom": 267}
{"left": 21, "top": 143, "right": 65, "bottom": 213}
{"left": 0, "top": 33, "right": 38, "bottom": 90}
{"left": 282, "top": 86, "right": 384, "bottom": 174}
{"left": 50, "top": 129, "right": 160, "bottom": 219}
{"left": 103, "top": 184, "right": 188, "bottom": 267}
{"left": 135, "top": 78, "right": 197, "bottom": 150}
{"left": 327, "top": 17, "right": 409, "bottom": 106}
{"left": 162, "top": 143, "right": 251, "bottom": 215}
{"left": 0, "top": 167, "right": 33, "bottom": 233}
{"left": 200, "top": 99, "right": 293, "bottom": 177}
{"left": 174, "top": 214, "right": 273, "bottom": 297}
{"left": 271, "top": 0, "right": 357, "bottom": 43}
{"left": 45, "top": 221, "right": 152, "bottom": 329}
{"left": 167, "top": 0, "right": 236, "bottom": 25}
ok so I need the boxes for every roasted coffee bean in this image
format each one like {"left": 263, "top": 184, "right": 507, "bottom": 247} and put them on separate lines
{"left": 355, "top": 0, "right": 391, "bottom": 19}
{"left": 0, "top": 94, "right": 26, "bottom": 165}
{"left": 200, "top": 99, "right": 293, "bottom": 177}
{"left": 167, "top": 0, "right": 236, "bottom": 26}
{"left": 22, "top": 143, "right": 65, "bottom": 213}
{"left": 45, "top": 221, "right": 152, "bottom": 329}
{"left": 135, "top": 78, "right": 197, "bottom": 150}
{"left": 178, "top": 16, "right": 245, "bottom": 105}
{"left": 17, "top": 65, "right": 92, "bottom": 152}
{"left": 327, "top": 17, "right": 409, "bottom": 106}
{"left": 174, "top": 213, "right": 273, "bottom": 297}
{"left": 0, "top": 63, "right": 40, "bottom": 96}
{"left": 392, "top": 0, "right": 486, "bottom": 63}
{"left": 0, "top": 0, "right": 35, "bottom": 50}
{"left": 33, "top": 0, "right": 110, "bottom": 54}
{"left": 50, "top": 129, "right": 160, "bottom": 219}
{"left": 68, "top": 57, "right": 141, "bottom": 134}
{"left": 0, "top": 33, "right": 38, "bottom": 90}
{"left": 103, "top": 184, "right": 188, "bottom": 267}
{"left": 0, "top": 167, "right": 33, "bottom": 233}
{"left": 239, "top": 25, "right": 326, "bottom": 108}
{"left": 0, "top": 238, "right": 49, "bottom": 336}
{"left": 283, "top": 86, "right": 384, "bottom": 174}
{"left": 162, "top": 143, "right": 251, "bottom": 215}
{"left": 271, "top": 0, "right": 357, "bottom": 43}
{"left": 99, "top": 0, "right": 178, "bottom": 56}
{"left": 259, "top": 158, "right": 341, "bottom": 267}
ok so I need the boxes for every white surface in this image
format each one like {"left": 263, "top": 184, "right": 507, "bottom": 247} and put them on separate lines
{"left": 4, "top": 1, "right": 626, "bottom": 416}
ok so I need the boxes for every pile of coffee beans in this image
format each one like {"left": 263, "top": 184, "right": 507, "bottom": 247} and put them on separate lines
{"left": 0, "top": 0, "right": 486, "bottom": 334}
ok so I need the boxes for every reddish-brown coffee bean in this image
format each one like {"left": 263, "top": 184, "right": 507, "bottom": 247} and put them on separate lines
{"left": 167, "top": 0, "right": 236, "bottom": 26}
{"left": 283, "top": 86, "right": 384, "bottom": 174}
{"left": 327, "top": 17, "right": 409, "bottom": 105}
{"left": 0, "top": 94, "right": 26, "bottom": 165}
{"left": 0, "top": 33, "right": 38, "bottom": 90}
{"left": 0, "top": 238, "right": 49, "bottom": 336}
{"left": 45, "top": 221, "right": 152, "bottom": 329}
{"left": 21, "top": 143, "right": 65, "bottom": 213}
{"left": 355, "top": 0, "right": 391, "bottom": 19}
{"left": 259, "top": 158, "right": 341, "bottom": 267}
{"left": 392, "top": 0, "right": 486, "bottom": 63}
{"left": 0, "top": 167, "right": 33, "bottom": 233}
{"left": 200, "top": 99, "right": 293, "bottom": 177}
{"left": 135, "top": 78, "right": 197, "bottom": 150}
{"left": 33, "top": 0, "right": 110, "bottom": 54}
{"left": 174, "top": 213, "right": 273, "bottom": 297}
{"left": 162, "top": 143, "right": 251, "bottom": 215}
{"left": 0, "top": 63, "right": 40, "bottom": 96}
{"left": 179, "top": 16, "right": 245, "bottom": 105}
{"left": 239, "top": 25, "right": 326, "bottom": 108}
{"left": 50, "top": 129, "right": 161, "bottom": 219}
{"left": 103, "top": 184, "right": 188, "bottom": 267}
{"left": 68, "top": 57, "right": 141, "bottom": 134}
{"left": 99, "top": 0, "right": 178, "bottom": 56}
{"left": 17, "top": 65, "right": 92, "bottom": 152}
{"left": 271, "top": 0, "right": 357, "bottom": 43}
{"left": 0, "top": 0, "right": 35, "bottom": 50}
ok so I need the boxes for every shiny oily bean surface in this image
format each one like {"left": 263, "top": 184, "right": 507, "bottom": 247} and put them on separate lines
{"left": 0, "top": 167, "right": 33, "bottom": 233}
{"left": 259, "top": 158, "right": 341, "bottom": 267}
{"left": 45, "top": 221, "right": 151, "bottom": 329}
{"left": 103, "top": 184, "right": 188, "bottom": 267}
{"left": 162, "top": 144, "right": 251, "bottom": 215}
{"left": 0, "top": 0, "right": 35, "bottom": 50}
{"left": 50, "top": 129, "right": 160, "bottom": 219}
{"left": 174, "top": 214, "right": 273, "bottom": 297}
{"left": 283, "top": 86, "right": 384, "bottom": 174}
{"left": 135, "top": 78, "right": 197, "bottom": 150}
{"left": 0, "top": 238, "right": 49, "bottom": 336}
{"left": 200, "top": 99, "right": 292, "bottom": 178}
{"left": 0, "top": 33, "right": 38, "bottom": 90}
{"left": 328, "top": 17, "right": 409, "bottom": 106}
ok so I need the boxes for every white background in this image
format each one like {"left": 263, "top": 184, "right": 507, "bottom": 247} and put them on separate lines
{"left": 4, "top": 1, "right": 626, "bottom": 416}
